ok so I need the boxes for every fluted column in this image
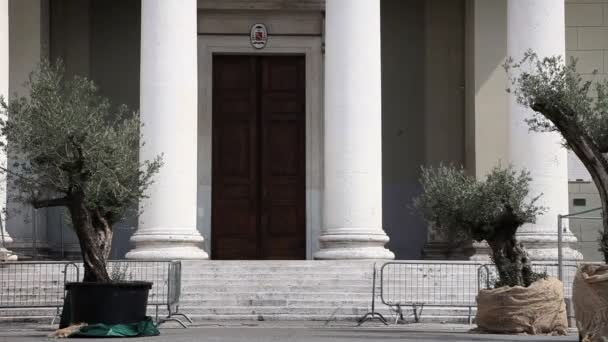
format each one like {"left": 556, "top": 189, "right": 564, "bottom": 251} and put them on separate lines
{"left": 0, "top": 0, "right": 15, "bottom": 260}
{"left": 507, "top": 0, "right": 581, "bottom": 261}
{"left": 127, "top": 0, "right": 208, "bottom": 260}
{"left": 314, "top": 0, "right": 394, "bottom": 260}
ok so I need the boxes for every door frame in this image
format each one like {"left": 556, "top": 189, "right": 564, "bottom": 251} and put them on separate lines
{"left": 198, "top": 35, "right": 323, "bottom": 259}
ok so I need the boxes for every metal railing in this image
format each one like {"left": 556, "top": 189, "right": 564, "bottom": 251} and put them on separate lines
{"left": 360, "top": 261, "right": 584, "bottom": 326}
{"left": 0, "top": 260, "right": 188, "bottom": 327}
{"left": 0, "top": 261, "right": 79, "bottom": 324}
{"left": 359, "top": 261, "right": 483, "bottom": 324}
{"left": 558, "top": 206, "right": 603, "bottom": 280}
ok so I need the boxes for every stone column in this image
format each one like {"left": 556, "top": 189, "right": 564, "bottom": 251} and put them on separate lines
{"left": 0, "top": 0, "right": 15, "bottom": 261}
{"left": 507, "top": 0, "right": 581, "bottom": 261}
{"left": 127, "top": 0, "right": 208, "bottom": 260}
{"left": 314, "top": 0, "right": 394, "bottom": 260}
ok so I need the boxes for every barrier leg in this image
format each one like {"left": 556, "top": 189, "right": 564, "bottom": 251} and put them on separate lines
{"left": 50, "top": 307, "right": 61, "bottom": 326}
{"left": 390, "top": 305, "right": 404, "bottom": 325}
{"left": 156, "top": 305, "right": 191, "bottom": 329}
{"left": 169, "top": 306, "right": 193, "bottom": 324}
{"left": 357, "top": 265, "right": 388, "bottom": 326}
{"left": 412, "top": 304, "right": 423, "bottom": 323}
{"left": 157, "top": 317, "right": 189, "bottom": 329}
{"left": 357, "top": 312, "right": 388, "bottom": 326}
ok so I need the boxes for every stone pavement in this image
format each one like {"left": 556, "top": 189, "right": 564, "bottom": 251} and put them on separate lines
{"left": 0, "top": 322, "right": 579, "bottom": 342}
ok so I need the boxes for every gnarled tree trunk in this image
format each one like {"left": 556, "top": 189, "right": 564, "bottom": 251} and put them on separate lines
{"left": 488, "top": 237, "right": 535, "bottom": 287}
{"left": 68, "top": 193, "right": 112, "bottom": 282}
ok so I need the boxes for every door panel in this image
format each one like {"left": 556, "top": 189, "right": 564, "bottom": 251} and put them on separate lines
{"left": 212, "top": 56, "right": 259, "bottom": 260}
{"left": 260, "top": 56, "right": 306, "bottom": 259}
{"left": 212, "top": 55, "right": 306, "bottom": 259}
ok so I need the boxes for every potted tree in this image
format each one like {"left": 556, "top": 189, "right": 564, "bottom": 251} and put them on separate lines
{"left": 0, "top": 61, "right": 162, "bottom": 325}
{"left": 414, "top": 165, "right": 568, "bottom": 335}
{"left": 505, "top": 52, "right": 608, "bottom": 341}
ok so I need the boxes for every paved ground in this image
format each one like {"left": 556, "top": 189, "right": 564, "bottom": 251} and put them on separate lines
{"left": 0, "top": 323, "right": 579, "bottom": 342}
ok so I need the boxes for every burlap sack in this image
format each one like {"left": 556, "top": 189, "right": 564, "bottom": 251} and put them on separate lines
{"left": 573, "top": 264, "right": 608, "bottom": 342}
{"left": 476, "top": 278, "right": 568, "bottom": 335}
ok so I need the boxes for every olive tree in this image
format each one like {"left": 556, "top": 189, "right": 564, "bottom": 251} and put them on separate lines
{"left": 414, "top": 165, "right": 545, "bottom": 287}
{"left": 506, "top": 51, "right": 608, "bottom": 262}
{"left": 0, "top": 61, "right": 162, "bottom": 282}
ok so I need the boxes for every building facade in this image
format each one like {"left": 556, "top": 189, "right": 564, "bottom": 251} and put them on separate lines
{"left": 0, "top": 0, "right": 595, "bottom": 262}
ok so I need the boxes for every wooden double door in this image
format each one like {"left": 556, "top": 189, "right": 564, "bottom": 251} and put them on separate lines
{"left": 212, "top": 55, "right": 306, "bottom": 260}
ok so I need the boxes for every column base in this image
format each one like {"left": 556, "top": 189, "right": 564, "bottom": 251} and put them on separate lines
{"left": 1, "top": 232, "right": 13, "bottom": 245}
{"left": 422, "top": 240, "right": 482, "bottom": 260}
{"left": 314, "top": 232, "right": 394, "bottom": 260}
{"left": 0, "top": 247, "right": 17, "bottom": 261}
{"left": 517, "top": 232, "right": 583, "bottom": 262}
{"left": 126, "top": 228, "right": 208, "bottom": 260}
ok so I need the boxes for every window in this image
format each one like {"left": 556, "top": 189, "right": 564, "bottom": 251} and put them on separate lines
{"left": 573, "top": 198, "right": 587, "bottom": 206}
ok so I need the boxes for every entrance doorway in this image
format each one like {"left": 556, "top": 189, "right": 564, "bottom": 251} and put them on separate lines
{"left": 211, "top": 55, "right": 306, "bottom": 260}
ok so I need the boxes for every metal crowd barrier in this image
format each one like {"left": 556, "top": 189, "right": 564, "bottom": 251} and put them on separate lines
{"left": 0, "top": 260, "right": 188, "bottom": 327}
{"left": 359, "top": 261, "right": 584, "bottom": 326}
{"left": 359, "top": 261, "right": 483, "bottom": 325}
{"left": 0, "top": 261, "right": 79, "bottom": 324}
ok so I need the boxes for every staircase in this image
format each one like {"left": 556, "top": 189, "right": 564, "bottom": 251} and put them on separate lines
{"left": 178, "top": 260, "right": 476, "bottom": 323}
{"left": 0, "top": 260, "right": 479, "bottom": 324}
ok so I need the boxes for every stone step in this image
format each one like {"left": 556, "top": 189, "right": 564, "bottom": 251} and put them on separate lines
{"left": 178, "top": 305, "right": 475, "bottom": 316}
{"left": 179, "top": 291, "right": 475, "bottom": 300}
{"left": 179, "top": 292, "right": 371, "bottom": 301}
{"left": 181, "top": 284, "right": 372, "bottom": 293}
{"left": 181, "top": 274, "right": 373, "bottom": 280}
{"left": 186, "top": 314, "right": 474, "bottom": 324}
{"left": 180, "top": 299, "right": 374, "bottom": 307}
{"left": 177, "top": 298, "right": 478, "bottom": 308}
{"left": 183, "top": 280, "right": 373, "bottom": 287}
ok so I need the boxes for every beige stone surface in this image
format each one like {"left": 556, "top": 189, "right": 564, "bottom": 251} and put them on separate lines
{"left": 566, "top": 3, "right": 604, "bottom": 26}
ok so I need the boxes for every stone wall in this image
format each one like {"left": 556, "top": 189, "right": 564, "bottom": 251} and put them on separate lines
{"left": 569, "top": 182, "right": 604, "bottom": 261}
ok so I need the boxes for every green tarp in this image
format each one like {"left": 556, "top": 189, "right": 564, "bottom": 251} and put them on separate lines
{"left": 68, "top": 317, "right": 160, "bottom": 338}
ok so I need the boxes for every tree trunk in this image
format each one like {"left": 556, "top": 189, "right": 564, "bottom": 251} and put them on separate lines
{"left": 488, "top": 237, "right": 535, "bottom": 287}
{"left": 68, "top": 194, "right": 113, "bottom": 282}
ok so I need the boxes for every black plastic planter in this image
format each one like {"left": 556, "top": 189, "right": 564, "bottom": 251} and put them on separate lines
{"left": 64, "top": 281, "right": 152, "bottom": 325}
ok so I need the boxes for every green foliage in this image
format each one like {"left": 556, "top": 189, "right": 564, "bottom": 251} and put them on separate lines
{"left": 492, "top": 265, "right": 548, "bottom": 289}
{"left": 0, "top": 60, "right": 162, "bottom": 225}
{"left": 414, "top": 165, "right": 544, "bottom": 244}
{"left": 414, "top": 165, "right": 546, "bottom": 287}
{"left": 505, "top": 50, "right": 608, "bottom": 151}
